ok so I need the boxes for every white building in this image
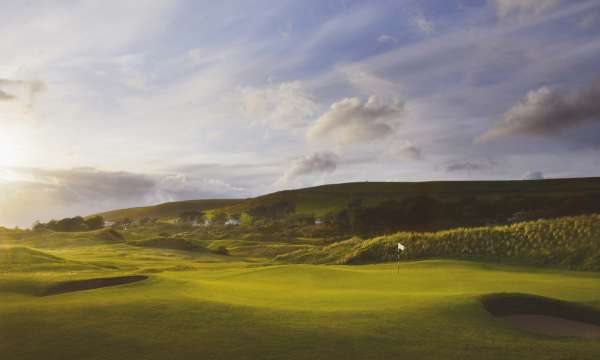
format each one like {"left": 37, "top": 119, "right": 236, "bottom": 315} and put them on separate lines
{"left": 225, "top": 218, "right": 241, "bottom": 226}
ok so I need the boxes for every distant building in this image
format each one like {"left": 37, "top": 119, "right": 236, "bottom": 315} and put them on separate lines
{"left": 203, "top": 219, "right": 213, "bottom": 226}
{"left": 225, "top": 218, "right": 240, "bottom": 226}
{"left": 314, "top": 219, "right": 323, "bottom": 225}
{"left": 104, "top": 221, "right": 115, "bottom": 227}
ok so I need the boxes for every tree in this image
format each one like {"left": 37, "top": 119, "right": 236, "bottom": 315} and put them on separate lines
{"left": 212, "top": 212, "right": 227, "bottom": 225}
{"left": 85, "top": 216, "right": 105, "bottom": 230}
{"left": 179, "top": 210, "right": 204, "bottom": 223}
{"left": 240, "top": 212, "right": 254, "bottom": 226}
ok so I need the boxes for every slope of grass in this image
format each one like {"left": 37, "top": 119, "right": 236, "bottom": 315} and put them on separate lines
{"left": 0, "top": 246, "right": 64, "bottom": 266}
{"left": 1, "top": 259, "right": 600, "bottom": 359}
{"left": 94, "top": 199, "right": 242, "bottom": 221}
{"left": 8, "top": 228, "right": 126, "bottom": 248}
{"left": 129, "top": 237, "right": 205, "bottom": 252}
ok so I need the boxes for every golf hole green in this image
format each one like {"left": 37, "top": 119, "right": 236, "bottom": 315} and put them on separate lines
{"left": 481, "top": 293, "right": 600, "bottom": 338}
{"left": 41, "top": 275, "right": 148, "bottom": 296}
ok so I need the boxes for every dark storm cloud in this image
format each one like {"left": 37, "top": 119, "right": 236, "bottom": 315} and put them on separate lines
{"left": 521, "top": 170, "right": 544, "bottom": 180}
{"left": 445, "top": 161, "right": 495, "bottom": 172}
{"left": 280, "top": 152, "right": 338, "bottom": 183}
{"left": 479, "top": 78, "right": 600, "bottom": 142}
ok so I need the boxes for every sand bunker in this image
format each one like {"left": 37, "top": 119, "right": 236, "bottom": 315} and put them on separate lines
{"left": 41, "top": 275, "right": 148, "bottom": 296}
{"left": 502, "top": 314, "right": 600, "bottom": 339}
{"left": 481, "top": 293, "right": 600, "bottom": 339}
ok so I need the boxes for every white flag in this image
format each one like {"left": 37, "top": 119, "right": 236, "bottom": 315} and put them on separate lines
{"left": 398, "top": 243, "right": 405, "bottom": 251}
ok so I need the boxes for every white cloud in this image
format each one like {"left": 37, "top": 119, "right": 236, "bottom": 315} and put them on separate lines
{"left": 238, "top": 82, "right": 319, "bottom": 129}
{"left": 0, "top": 78, "right": 44, "bottom": 107}
{"left": 578, "top": 12, "right": 599, "bottom": 29}
{"left": 307, "top": 96, "right": 405, "bottom": 146}
{"left": 414, "top": 15, "right": 434, "bottom": 34}
{"left": 521, "top": 170, "right": 544, "bottom": 180}
{"left": 494, "top": 0, "right": 561, "bottom": 18}
{"left": 377, "top": 34, "right": 398, "bottom": 44}
{"left": 382, "top": 142, "right": 422, "bottom": 161}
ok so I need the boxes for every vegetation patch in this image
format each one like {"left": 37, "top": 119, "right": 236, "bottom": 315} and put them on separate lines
{"left": 41, "top": 275, "right": 148, "bottom": 296}
{"left": 338, "top": 214, "right": 600, "bottom": 270}
{"left": 130, "top": 237, "right": 205, "bottom": 252}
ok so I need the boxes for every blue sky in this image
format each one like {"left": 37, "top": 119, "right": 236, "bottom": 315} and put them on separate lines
{"left": 1, "top": 0, "right": 600, "bottom": 226}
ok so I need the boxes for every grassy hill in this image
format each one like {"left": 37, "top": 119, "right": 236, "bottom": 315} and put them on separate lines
{"left": 215, "top": 177, "right": 600, "bottom": 217}
{"left": 91, "top": 178, "right": 600, "bottom": 233}
{"left": 94, "top": 199, "right": 242, "bottom": 221}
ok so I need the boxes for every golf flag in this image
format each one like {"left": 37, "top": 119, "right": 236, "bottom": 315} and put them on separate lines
{"left": 398, "top": 243, "right": 405, "bottom": 251}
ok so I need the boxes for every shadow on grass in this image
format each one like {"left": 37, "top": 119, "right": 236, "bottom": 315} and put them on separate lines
{"left": 40, "top": 275, "right": 148, "bottom": 296}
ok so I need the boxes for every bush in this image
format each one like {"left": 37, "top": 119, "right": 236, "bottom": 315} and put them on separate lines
{"left": 214, "top": 246, "right": 229, "bottom": 256}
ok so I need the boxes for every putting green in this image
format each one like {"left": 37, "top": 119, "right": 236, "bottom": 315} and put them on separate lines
{"left": 1, "top": 260, "right": 600, "bottom": 359}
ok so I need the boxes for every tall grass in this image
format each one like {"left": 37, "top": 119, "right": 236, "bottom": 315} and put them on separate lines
{"left": 342, "top": 214, "right": 600, "bottom": 270}
{"left": 278, "top": 214, "right": 600, "bottom": 270}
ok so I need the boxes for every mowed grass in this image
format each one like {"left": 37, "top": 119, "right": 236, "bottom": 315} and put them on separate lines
{"left": 2, "top": 251, "right": 600, "bottom": 359}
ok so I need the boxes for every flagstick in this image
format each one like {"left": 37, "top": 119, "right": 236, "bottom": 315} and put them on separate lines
{"left": 397, "top": 246, "right": 399, "bottom": 273}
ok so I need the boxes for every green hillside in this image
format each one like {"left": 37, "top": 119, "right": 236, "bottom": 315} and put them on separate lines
{"left": 218, "top": 177, "right": 600, "bottom": 217}
{"left": 94, "top": 199, "right": 242, "bottom": 221}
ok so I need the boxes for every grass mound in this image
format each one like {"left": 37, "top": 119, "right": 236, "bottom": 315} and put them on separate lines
{"left": 275, "top": 237, "right": 363, "bottom": 264}
{"left": 481, "top": 293, "right": 600, "bottom": 325}
{"left": 274, "top": 214, "right": 600, "bottom": 270}
{"left": 131, "top": 237, "right": 205, "bottom": 252}
{"left": 41, "top": 275, "right": 148, "bottom": 296}
{"left": 0, "top": 246, "right": 65, "bottom": 266}
{"left": 16, "top": 228, "right": 126, "bottom": 248}
{"left": 93, "top": 228, "right": 124, "bottom": 242}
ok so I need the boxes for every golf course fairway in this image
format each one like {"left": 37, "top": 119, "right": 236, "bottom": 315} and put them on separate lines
{"left": 2, "top": 259, "right": 600, "bottom": 359}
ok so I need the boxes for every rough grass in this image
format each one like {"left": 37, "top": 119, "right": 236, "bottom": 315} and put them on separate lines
{"left": 277, "top": 214, "right": 600, "bottom": 270}
{"left": 129, "top": 237, "right": 205, "bottom": 252}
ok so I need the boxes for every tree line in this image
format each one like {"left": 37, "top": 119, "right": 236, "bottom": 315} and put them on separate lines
{"left": 33, "top": 216, "right": 105, "bottom": 232}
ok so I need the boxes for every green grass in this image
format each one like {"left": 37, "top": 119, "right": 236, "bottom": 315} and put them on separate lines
{"left": 2, "top": 241, "right": 600, "bottom": 359}
{"left": 3, "top": 209, "right": 600, "bottom": 359}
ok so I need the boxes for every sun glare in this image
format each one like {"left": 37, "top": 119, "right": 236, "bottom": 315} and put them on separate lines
{"left": 0, "top": 128, "right": 28, "bottom": 166}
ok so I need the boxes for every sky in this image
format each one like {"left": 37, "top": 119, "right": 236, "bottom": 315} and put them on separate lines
{"left": 1, "top": 0, "right": 600, "bottom": 227}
